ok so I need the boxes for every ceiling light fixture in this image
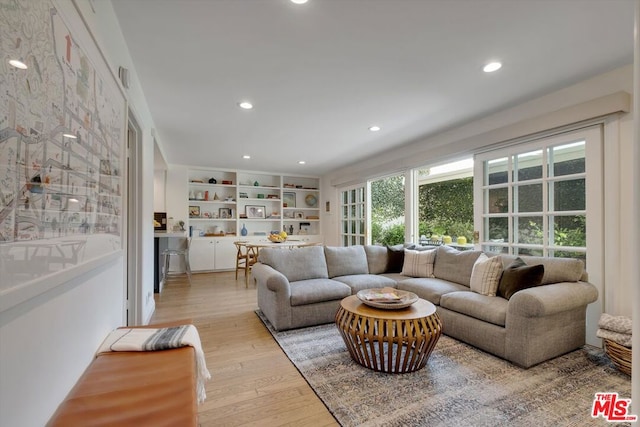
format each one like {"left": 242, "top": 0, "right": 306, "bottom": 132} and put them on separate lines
{"left": 291, "top": 0, "right": 309, "bottom": 4}
{"left": 9, "top": 59, "right": 27, "bottom": 69}
{"left": 369, "top": 125, "right": 381, "bottom": 132}
{"left": 242, "top": 155, "right": 251, "bottom": 159}
{"left": 298, "top": 160, "right": 306, "bottom": 165}
{"left": 483, "top": 62, "right": 502, "bottom": 73}
{"left": 63, "top": 133, "right": 77, "bottom": 139}
{"left": 238, "top": 101, "right": 253, "bottom": 110}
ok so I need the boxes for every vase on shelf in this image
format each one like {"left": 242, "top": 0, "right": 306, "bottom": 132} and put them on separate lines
{"left": 241, "top": 224, "right": 248, "bottom": 236}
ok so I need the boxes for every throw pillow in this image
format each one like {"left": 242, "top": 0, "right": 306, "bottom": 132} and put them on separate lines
{"left": 386, "top": 245, "right": 405, "bottom": 273}
{"left": 401, "top": 249, "right": 436, "bottom": 278}
{"left": 432, "top": 245, "right": 482, "bottom": 286}
{"left": 469, "top": 253, "right": 503, "bottom": 296}
{"left": 497, "top": 257, "right": 545, "bottom": 300}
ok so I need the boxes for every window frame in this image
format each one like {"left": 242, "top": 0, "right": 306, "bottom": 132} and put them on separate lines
{"left": 474, "top": 125, "right": 603, "bottom": 263}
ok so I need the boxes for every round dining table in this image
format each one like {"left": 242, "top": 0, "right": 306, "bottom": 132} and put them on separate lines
{"left": 245, "top": 240, "right": 319, "bottom": 256}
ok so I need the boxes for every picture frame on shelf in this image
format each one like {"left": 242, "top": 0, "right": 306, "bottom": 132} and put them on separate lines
{"left": 246, "top": 205, "right": 266, "bottom": 219}
{"left": 219, "top": 207, "right": 232, "bottom": 219}
{"left": 283, "top": 191, "right": 296, "bottom": 208}
{"left": 299, "top": 222, "right": 311, "bottom": 234}
{"left": 294, "top": 211, "right": 304, "bottom": 219}
{"left": 189, "top": 206, "right": 200, "bottom": 218}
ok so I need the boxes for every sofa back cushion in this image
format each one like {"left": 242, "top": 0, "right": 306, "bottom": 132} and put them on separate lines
{"left": 364, "top": 245, "right": 388, "bottom": 274}
{"left": 499, "top": 255, "right": 583, "bottom": 285}
{"left": 433, "top": 245, "right": 482, "bottom": 286}
{"left": 259, "top": 246, "right": 328, "bottom": 282}
{"left": 325, "top": 245, "right": 369, "bottom": 278}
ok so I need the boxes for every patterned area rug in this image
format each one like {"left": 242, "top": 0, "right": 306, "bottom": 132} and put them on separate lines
{"left": 256, "top": 311, "right": 632, "bottom": 427}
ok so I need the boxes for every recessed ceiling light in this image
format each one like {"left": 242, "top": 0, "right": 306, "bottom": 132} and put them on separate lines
{"left": 369, "top": 125, "right": 381, "bottom": 132}
{"left": 8, "top": 59, "right": 27, "bottom": 69}
{"left": 238, "top": 101, "right": 253, "bottom": 110}
{"left": 242, "top": 155, "right": 251, "bottom": 159}
{"left": 63, "top": 133, "right": 77, "bottom": 139}
{"left": 483, "top": 62, "right": 502, "bottom": 73}
{"left": 69, "top": 198, "right": 79, "bottom": 203}
{"left": 298, "top": 160, "right": 306, "bottom": 165}
{"left": 291, "top": 0, "right": 308, "bottom": 4}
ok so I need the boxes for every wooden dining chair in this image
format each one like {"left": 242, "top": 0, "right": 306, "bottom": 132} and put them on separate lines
{"left": 234, "top": 241, "right": 257, "bottom": 287}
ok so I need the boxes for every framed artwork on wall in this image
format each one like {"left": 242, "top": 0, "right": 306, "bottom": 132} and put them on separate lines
{"left": 0, "top": 0, "right": 127, "bottom": 313}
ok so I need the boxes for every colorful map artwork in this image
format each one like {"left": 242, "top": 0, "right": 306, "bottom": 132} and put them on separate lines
{"left": 0, "top": 0, "right": 125, "bottom": 289}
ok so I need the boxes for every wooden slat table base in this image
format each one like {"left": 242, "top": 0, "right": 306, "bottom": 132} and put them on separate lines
{"left": 335, "top": 296, "right": 442, "bottom": 373}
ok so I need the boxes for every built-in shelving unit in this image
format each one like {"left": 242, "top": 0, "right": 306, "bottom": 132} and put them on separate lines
{"left": 185, "top": 168, "right": 321, "bottom": 239}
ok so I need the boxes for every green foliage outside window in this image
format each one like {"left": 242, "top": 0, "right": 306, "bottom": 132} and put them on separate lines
{"left": 371, "top": 176, "right": 475, "bottom": 246}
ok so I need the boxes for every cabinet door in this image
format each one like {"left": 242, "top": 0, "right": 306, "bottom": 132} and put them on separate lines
{"left": 214, "top": 239, "right": 237, "bottom": 270}
{"left": 189, "top": 239, "right": 216, "bottom": 271}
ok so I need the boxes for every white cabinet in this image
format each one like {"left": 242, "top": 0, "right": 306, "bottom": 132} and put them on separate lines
{"left": 189, "top": 237, "right": 237, "bottom": 272}
{"left": 214, "top": 239, "right": 237, "bottom": 270}
{"left": 189, "top": 238, "right": 216, "bottom": 271}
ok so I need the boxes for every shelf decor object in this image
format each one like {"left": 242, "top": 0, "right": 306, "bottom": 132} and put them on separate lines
{"left": 189, "top": 206, "right": 201, "bottom": 218}
{"left": 283, "top": 192, "right": 296, "bottom": 208}
{"left": 246, "top": 205, "right": 266, "bottom": 219}
{"left": 305, "top": 194, "right": 318, "bottom": 208}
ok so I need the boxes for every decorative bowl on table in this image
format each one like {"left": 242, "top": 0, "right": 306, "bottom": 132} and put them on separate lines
{"left": 356, "top": 287, "right": 419, "bottom": 309}
{"left": 268, "top": 232, "right": 287, "bottom": 243}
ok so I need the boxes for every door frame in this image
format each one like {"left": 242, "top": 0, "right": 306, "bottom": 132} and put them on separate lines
{"left": 126, "top": 112, "right": 143, "bottom": 325}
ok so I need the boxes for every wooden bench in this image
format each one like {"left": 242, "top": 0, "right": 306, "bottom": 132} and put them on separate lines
{"left": 47, "top": 322, "right": 198, "bottom": 426}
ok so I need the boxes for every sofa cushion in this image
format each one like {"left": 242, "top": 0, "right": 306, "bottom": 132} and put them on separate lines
{"left": 440, "top": 291, "right": 508, "bottom": 327}
{"left": 469, "top": 253, "right": 503, "bottom": 296}
{"left": 397, "top": 277, "right": 468, "bottom": 305}
{"left": 497, "top": 257, "right": 545, "bottom": 300}
{"left": 290, "top": 278, "right": 351, "bottom": 306}
{"left": 325, "top": 245, "right": 369, "bottom": 278}
{"left": 364, "top": 245, "right": 388, "bottom": 275}
{"left": 385, "top": 244, "right": 405, "bottom": 273}
{"left": 433, "top": 246, "right": 482, "bottom": 286}
{"left": 401, "top": 248, "right": 436, "bottom": 277}
{"left": 499, "top": 255, "right": 583, "bottom": 285}
{"left": 259, "top": 246, "right": 328, "bottom": 282}
{"left": 333, "top": 274, "right": 397, "bottom": 293}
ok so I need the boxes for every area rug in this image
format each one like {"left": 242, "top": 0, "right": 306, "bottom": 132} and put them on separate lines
{"left": 256, "top": 311, "right": 632, "bottom": 427}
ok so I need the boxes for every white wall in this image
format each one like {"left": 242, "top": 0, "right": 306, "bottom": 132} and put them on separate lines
{"left": 0, "top": 1, "right": 160, "bottom": 425}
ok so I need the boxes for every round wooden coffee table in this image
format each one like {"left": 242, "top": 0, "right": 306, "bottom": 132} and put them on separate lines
{"left": 335, "top": 295, "right": 442, "bottom": 373}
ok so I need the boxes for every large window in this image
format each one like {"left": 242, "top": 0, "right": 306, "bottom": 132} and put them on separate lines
{"left": 340, "top": 185, "right": 366, "bottom": 246}
{"left": 475, "top": 126, "right": 602, "bottom": 261}
{"left": 416, "top": 159, "right": 473, "bottom": 245}
{"left": 370, "top": 174, "right": 405, "bottom": 246}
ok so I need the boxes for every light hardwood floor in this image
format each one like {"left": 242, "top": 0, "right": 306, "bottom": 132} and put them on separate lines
{"left": 151, "top": 271, "right": 338, "bottom": 427}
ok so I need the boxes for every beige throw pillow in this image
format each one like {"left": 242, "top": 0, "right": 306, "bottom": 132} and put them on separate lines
{"left": 470, "top": 253, "right": 503, "bottom": 296}
{"left": 401, "top": 249, "right": 436, "bottom": 278}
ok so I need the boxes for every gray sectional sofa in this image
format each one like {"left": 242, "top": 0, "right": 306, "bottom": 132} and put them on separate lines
{"left": 252, "top": 244, "right": 598, "bottom": 368}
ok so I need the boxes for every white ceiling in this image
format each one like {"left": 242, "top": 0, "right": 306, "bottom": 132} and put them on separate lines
{"left": 111, "top": 0, "right": 634, "bottom": 176}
